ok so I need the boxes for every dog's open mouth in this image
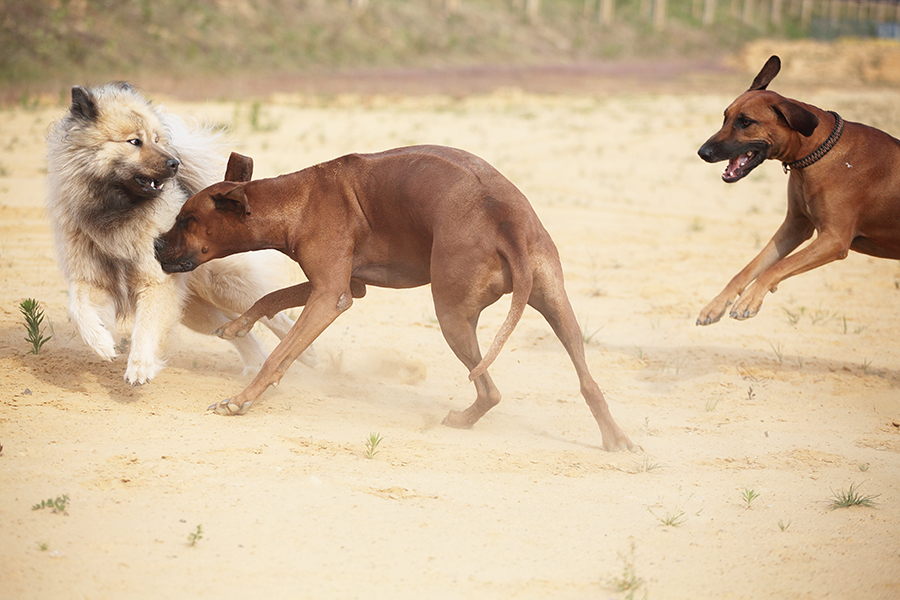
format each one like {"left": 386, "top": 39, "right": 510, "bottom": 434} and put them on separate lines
{"left": 722, "top": 150, "right": 766, "bottom": 183}
{"left": 134, "top": 176, "right": 165, "bottom": 194}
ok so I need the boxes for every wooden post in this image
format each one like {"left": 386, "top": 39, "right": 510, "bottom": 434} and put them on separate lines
{"left": 829, "top": 0, "right": 841, "bottom": 26}
{"left": 703, "top": 0, "right": 717, "bottom": 24}
{"left": 875, "top": 0, "right": 888, "bottom": 24}
{"left": 654, "top": 0, "right": 667, "bottom": 29}
{"left": 800, "top": 0, "right": 813, "bottom": 30}
{"left": 742, "top": 0, "right": 755, "bottom": 24}
{"left": 600, "top": 0, "right": 615, "bottom": 23}
{"left": 771, "top": 0, "right": 783, "bottom": 25}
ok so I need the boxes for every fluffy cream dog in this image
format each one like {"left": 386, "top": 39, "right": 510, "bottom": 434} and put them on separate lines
{"left": 46, "top": 82, "right": 313, "bottom": 385}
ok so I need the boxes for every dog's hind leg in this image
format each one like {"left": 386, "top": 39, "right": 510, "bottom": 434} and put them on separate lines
{"left": 527, "top": 262, "right": 634, "bottom": 452}
{"left": 431, "top": 264, "right": 505, "bottom": 429}
{"left": 181, "top": 294, "right": 270, "bottom": 374}
{"left": 69, "top": 280, "right": 119, "bottom": 362}
{"left": 437, "top": 309, "right": 504, "bottom": 429}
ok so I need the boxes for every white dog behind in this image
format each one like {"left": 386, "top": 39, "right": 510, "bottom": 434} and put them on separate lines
{"left": 46, "top": 82, "right": 313, "bottom": 385}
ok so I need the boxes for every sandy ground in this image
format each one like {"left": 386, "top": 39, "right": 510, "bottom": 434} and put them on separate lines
{"left": 1, "top": 65, "right": 899, "bottom": 599}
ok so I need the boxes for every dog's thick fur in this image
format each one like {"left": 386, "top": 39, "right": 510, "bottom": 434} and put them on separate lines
{"left": 156, "top": 148, "right": 634, "bottom": 451}
{"left": 46, "top": 82, "right": 311, "bottom": 385}
{"left": 696, "top": 55, "right": 900, "bottom": 325}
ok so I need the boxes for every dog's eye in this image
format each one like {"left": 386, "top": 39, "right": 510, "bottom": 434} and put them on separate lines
{"left": 128, "top": 138, "right": 143, "bottom": 147}
{"left": 736, "top": 117, "right": 755, "bottom": 129}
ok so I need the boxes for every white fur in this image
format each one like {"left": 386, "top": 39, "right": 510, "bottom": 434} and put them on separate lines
{"left": 46, "top": 82, "right": 312, "bottom": 385}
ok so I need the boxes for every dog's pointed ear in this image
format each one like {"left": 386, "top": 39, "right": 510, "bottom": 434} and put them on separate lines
{"left": 70, "top": 86, "right": 98, "bottom": 122}
{"left": 224, "top": 152, "right": 254, "bottom": 183}
{"left": 748, "top": 55, "right": 781, "bottom": 91}
{"left": 773, "top": 100, "right": 820, "bottom": 137}
{"left": 212, "top": 184, "right": 251, "bottom": 217}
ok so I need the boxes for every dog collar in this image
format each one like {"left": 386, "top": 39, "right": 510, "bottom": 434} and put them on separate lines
{"left": 782, "top": 111, "right": 844, "bottom": 173}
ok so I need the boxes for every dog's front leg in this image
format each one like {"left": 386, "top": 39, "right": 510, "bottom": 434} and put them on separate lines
{"left": 729, "top": 230, "right": 850, "bottom": 320}
{"left": 210, "top": 284, "right": 356, "bottom": 415}
{"left": 69, "top": 280, "right": 119, "bottom": 360}
{"left": 125, "top": 273, "right": 183, "bottom": 385}
{"left": 698, "top": 212, "right": 814, "bottom": 325}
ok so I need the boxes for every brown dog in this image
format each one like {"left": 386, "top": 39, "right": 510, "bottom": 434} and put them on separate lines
{"left": 155, "top": 146, "right": 634, "bottom": 451}
{"left": 696, "top": 55, "right": 900, "bottom": 326}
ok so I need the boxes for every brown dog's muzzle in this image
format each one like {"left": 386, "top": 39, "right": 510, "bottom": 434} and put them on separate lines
{"left": 155, "top": 236, "right": 198, "bottom": 273}
{"left": 698, "top": 137, "right": 769, "bottom": 183}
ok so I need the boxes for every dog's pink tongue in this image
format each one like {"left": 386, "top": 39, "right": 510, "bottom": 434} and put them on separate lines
{"left": 723, "top": 153, "right": 749, "bottom": 180}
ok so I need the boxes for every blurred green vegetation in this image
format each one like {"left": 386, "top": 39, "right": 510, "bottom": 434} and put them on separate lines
{"left": 0, "top": 0, "right": 818, "bottom": 84}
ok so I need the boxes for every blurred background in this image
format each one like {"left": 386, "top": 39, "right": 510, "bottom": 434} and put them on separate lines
{"left": 2, "top": 0, "right": 899, "bottom": 102}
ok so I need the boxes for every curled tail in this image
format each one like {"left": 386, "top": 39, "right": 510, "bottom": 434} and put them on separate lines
{"left": 468, "top": 250, "right": 533, "bottom": 381}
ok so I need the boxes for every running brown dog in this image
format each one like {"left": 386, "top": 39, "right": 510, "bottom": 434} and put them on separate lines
{"left": 155, "top": 146, "right": 634, "bottom": 451}
{"left": 696, "top": 55, "right": 900, "bottom": 326}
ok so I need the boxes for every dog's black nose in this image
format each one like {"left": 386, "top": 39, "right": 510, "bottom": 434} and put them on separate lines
{"left": 697, "top": 143, "right": 714, "bottom": 162}
{"left": 167, "top": 158, "right": 180, "bottom": 174}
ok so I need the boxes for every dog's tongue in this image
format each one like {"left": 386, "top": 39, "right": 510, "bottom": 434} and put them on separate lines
{"left": 723, "top": 152, "right": 752, "bottom": 181}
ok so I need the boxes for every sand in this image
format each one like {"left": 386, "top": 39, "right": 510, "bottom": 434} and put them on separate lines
{"left": 1, "top": 68, "right": 898, "bottom": 599}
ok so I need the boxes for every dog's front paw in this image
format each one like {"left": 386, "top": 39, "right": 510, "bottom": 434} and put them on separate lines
{"left": 80, "top": 327, "right": 119, "bottom": 361}
{"left": 215, "top": 317, "right": 253, "bottom": 340}
{"left": 696, "top": 297, "right": 732, "bottom": 326}
{"left": 208, "top": 398, "right": 253, "bottom": 415}
{"left": 729, "top": 288, "right": 765, "bottom": 321}
{"left": 125, "top": 356, "right": 164, "bottom": 386}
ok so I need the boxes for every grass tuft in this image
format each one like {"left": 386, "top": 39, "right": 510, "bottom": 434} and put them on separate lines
{"left": 741, "top": 487, "right": 760, "bottom": 509}
{"left": 187, "top": 524, "right": 203, "bottom": 546}
{"left": 19, "top": 298, "right": 51, "bottom": 354}
{"left": 829, "top": 483, "right": 879, "bottom": 510}
{"left": 32, "top": 494, "right": 69, "bottom": 514}
{"left": 365, "top": 432, "right": 383, "bottom": 459}
{"left": 629, "top": 456, "right": 664, "bottom": 474}
{"left": 609, "top": 540, "right": 646, "bottom": 599}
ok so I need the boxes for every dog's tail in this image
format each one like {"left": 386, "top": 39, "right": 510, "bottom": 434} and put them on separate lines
{"left": 468, "top": 250, "right": 533, "bottom": 382}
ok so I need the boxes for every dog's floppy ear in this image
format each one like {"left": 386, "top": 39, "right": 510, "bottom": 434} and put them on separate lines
{"left": 70, "top": 86, "right": 98, "bottom": 122}
{"left": 212, "top": 184, "right": 251, "bottom": 217}
{"left": 224, "top": 152, "right": 254, "bottom": 183}
{"left": 748, "top": 55, "right": 781, "bottom": 91}
{"left": 772, "top": 99, "right": 819, "bottom": 137}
